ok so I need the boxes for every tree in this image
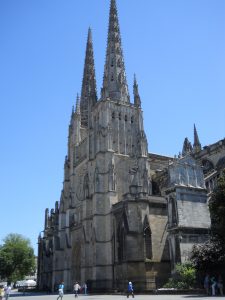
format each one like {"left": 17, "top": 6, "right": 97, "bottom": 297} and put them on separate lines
{"left": 0, "top": 233, "right": 36, "bottom": 283}
{"left": 164, "top": 261, "right": 196, "bottom": 289}
{"left": 209, "top": 170, "right": 225, "bottom": 242}
{"left": 191, "top": 170, "right": 225, "bottom": 273}
{"left": 192, "top": 238, "right": 225, "bottom": 272}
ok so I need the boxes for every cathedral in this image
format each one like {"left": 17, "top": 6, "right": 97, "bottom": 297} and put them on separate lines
{"left": 37, "top": 0, "right": 225, "bottom": 292}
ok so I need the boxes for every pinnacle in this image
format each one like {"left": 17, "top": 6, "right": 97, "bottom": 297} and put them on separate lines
{"left": 133, "top": 74, "right": 141, "bottom": 107}
{"left": 194, "top": 124, "right": 200, "bottom": 144}
{"left": 182, "top": 137, "right": 193, "bottom": 156}
{"left": 193, "top": 123, "right": 201, "bottom": 152}
{"left": 88, "top": 26, "right": 92, "bottom": 43}
{"left": 80, "top": 28, "right": 97, "bottom": 127}
{"left": 101, "top": 0, "right": 130, "bottom": 103}
{"left": 75, "top": 94, "right": 80, "bottom": 115}
{"left": 134, "top": 73, "right": 137, "bottom": 85}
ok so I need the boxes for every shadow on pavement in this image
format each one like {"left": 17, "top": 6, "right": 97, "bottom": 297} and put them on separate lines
{"left": 182, "top": 296, "right": 210, "bottom": 298}
{"left": 10, "top": 292, "right": 54, "bottom": 297}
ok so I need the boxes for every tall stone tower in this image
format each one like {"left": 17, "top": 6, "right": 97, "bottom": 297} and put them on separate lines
{"left": 37, "top": 0, "right": 213, "bottom": 292}
{"left": 38, "top": 0, "right": 153, "bottom": 291}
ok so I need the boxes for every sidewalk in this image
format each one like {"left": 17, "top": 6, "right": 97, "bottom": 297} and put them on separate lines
{"left": 8, "top": 292, "right": 214, "bottom": 300}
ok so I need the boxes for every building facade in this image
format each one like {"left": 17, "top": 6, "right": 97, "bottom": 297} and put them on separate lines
{"left": 37, "top": 0, "right": 225, "bottom": 292}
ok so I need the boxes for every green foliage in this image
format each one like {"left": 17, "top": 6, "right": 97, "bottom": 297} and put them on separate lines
{"left": 209, "top": 170, "right": 225, "bottom": 242}
{"left": 0, "top": 233, "right": 36, "bottom": 283}
{"left": 191, "top": 170, "right": 225, "bottom": 273}
{"left": 192, "top": 238, "right": 225, "bottom": 272}
{"left": 163, "top": 262, "right": 196, "bottom": 289}
{"left": 164, "top": 278, "right": 187, "bottom": 289}
{"left": 175, "top": 262, "right": 196, "bottom": 287}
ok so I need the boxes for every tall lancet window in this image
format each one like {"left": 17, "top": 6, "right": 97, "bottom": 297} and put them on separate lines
{"left": 168, "top": 197, "right": 178, "bottom": 228}
{"left": 117, "top": 218, "right": 127, "bottom": 262}
{"left": 143, "top": 217, "right": 152, "bottom": 259}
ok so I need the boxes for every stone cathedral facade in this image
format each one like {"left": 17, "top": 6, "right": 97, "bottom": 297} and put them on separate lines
{"left": 37, "top": 0, "right": 225, "bottom": 292}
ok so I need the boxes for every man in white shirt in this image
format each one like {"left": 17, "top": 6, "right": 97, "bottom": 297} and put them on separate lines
{"left": 73, "top": 282, "right": 81, "bottom": 298}
{"left": 4, "top": 285, "right": 11, "bottom": 300}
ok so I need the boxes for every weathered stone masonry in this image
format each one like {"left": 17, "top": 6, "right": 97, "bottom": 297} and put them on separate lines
{"left": 37, "top": 0, "right": 225, "bottom": 292}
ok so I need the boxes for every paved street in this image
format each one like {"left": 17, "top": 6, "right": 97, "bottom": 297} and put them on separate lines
{"left": 8, "top": 293, "right": 218, "bottom": 300}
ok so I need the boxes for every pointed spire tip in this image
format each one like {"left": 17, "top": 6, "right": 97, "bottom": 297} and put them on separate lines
{"left": 101, "top": 0, "right": 130, "bottom": 102}
{"left": 88, "top": 27, "right": 92, "bottom": 41}
{"left": 193, "top": 123, "right": 201, "bottom": 151}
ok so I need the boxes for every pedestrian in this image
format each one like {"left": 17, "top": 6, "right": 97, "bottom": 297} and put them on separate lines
{"left": 57, "top": 281, "right": 64, "bottom": 300}
{"left": 4, "top": 285, "right": 11, "bottom": 300}
{"left": 73, "top": 282, "right": 81, "bottom": 297}
{"left": 210, "top": 276, "right": 217, "bottom": 296}
{"left": 0, "top": 285, "right": 4, "bottom": 300}
{"left": 127, "top": 281, "right": 134, "bottom": 298}
{"left": 204, "top": 273, "right": 210, "bottom": 295}
{"left": 217, "top": 275, "right": 223, "bottom": 296}
{"left": 83, "top": 283, "right": 87, "bottom": 295}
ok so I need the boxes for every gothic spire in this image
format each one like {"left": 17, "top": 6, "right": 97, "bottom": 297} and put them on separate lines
{"left": 101, "top": 0, "right": 130, "bottom": 103}
{"left": 133, "top": 74, "right": 141, "bottom": 107}
{"left": 75, "top": 93, "right": 80, "bottom": 115}
{"left": 80, "top": 27, "right": 97, "bottom": 127}
{"left": 193, "top": 124, "right": 202, "bottom": 153}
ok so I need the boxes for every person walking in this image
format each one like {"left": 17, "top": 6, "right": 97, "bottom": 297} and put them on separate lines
{"left": 4, "top": 285, "right": 11, "bottom": 300}
{"left": 57, "top": 282, "right": 64, "bottom": 300}
{"left": 204, "top": 274, "right": 210, "bottom": 295}
{"left": 73, "top": 282, "right": 81, "bottom": 297}
{"left": 0, "top": 285, "right": 4, "bottom": 300}
{"left": 211, "top": 276, "right": 217, "bottom": 296}
{"left": 217, "top": 275, "right": 223, "bottom": 296}
{"left": 83, "top": 283, "right": 87, "bottom": 295}
{"left": 127, "top": 281, "right": 134, "bottom": 298}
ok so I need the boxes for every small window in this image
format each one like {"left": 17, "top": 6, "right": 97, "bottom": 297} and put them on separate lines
{"left": 125, "top": 115, "right": 127, "bottom": 121}
{"left": 119, "top": 113, "right": 121, "bottom": 120}
{"left": 131, "top": 116, "right": 134, "bottom": 123}
{"left": 112, "top": 112, "right": 115, "bottom": 119}
{"left": 111, "top": 59, "right": 114, "bottom": 67}
{"left": 111, "top": 74, "right": 114, "bottom": 81}
{"left": 144, "top": 226, "right": 153, "bottom": 259}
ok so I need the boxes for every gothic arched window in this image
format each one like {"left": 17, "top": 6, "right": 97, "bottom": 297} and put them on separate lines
{"left": 143, "top": 218, "right": 152, "bottom": 260}
{"left": 117, "top": 222, "right": 125, "bottom": 262}
{"left": 168, "top": 197, "right": 177, "bottom": 228}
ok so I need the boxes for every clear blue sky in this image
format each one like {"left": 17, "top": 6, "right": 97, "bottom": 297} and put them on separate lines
{"left": 0, "top": 0, "right": 224, "bottom": 254}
